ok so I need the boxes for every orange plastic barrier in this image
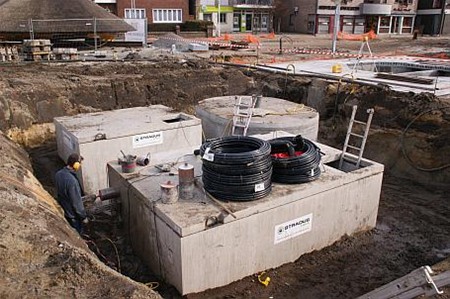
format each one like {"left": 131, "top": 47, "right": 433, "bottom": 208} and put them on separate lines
{"left": 260, "top": 32, "right": 276, "bottom": 39}
{"left": 223, "top": 33, "right": 231, "bottom": 41}
{"left": 242, "top": 34, "right": 260, "bottom": 44}
{"left": 337, "top": 30, "right": 377, "bottom": 41}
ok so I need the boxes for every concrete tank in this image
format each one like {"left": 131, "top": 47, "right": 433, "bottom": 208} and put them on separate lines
{"left": 107, "top": 131, "right": 384, "bottom": 295}
{"left": 54, "top": 105, "right": 202, "bottom": 194}
{"left": 195, "top": 96, "right": 319, "bottom": 140}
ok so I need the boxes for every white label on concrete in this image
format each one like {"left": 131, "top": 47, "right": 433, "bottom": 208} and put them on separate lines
{"left": 132, "top": 131, "right": 163, "bottom": 148}
{"left": 255, "top": 183, "right": 265, "bottom": 192}
{"left": 63, "top": 131, "right": 74, "bottom": 150}
{"left": 274, "top": 213, "right": 313, "bottom": 245}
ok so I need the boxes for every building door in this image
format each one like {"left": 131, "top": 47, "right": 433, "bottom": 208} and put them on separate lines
{"left": 392, "top": 16, "right": 401, "bottom": 34}
{"left": 365, "top": 16, "right": 377, "bottom": 32}
{"left": 261, "top": 15, "right": 268, "bottom": 32}
{"left": 253, "top": 15, "right": 260, "bottom": 33}
{"left": 246, "top": 13, "right": 252, "bottom": 31}
{"left": 233, "top": 14, "right": 240, "bottom": 32}
{"left": 307, "top": 15, "right": 315, "bottom": 34}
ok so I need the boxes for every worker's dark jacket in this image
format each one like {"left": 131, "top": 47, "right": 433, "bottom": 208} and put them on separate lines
{"left": 55, "top": 167, "right": 86, "bottom": 222}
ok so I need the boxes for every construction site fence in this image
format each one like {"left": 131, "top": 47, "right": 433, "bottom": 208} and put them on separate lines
{"left": 10, "top": 18, "right": 131, "bottom": 50}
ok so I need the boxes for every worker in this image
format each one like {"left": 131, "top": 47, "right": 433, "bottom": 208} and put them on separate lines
{"left": 55, "top": 153, "right": 88, "bottom": 234}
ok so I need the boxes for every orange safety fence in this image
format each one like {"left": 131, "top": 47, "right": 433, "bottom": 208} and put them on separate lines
{"left": 206, "top": 33, "right": 268, "bottom": 44}
{"left": 260, "top": 32, "right": 276, "bottom": 39}
{"left": 337, "top": 30, "right": 377, "bottom": 41}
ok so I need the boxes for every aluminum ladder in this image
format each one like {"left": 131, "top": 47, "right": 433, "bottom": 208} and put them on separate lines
{"left": 231, "top": 95, "right": 256, "bottom": 136}
{"left": 352, "top": 37, "right": 378, "bottom": 74}
{"left": 339, "top": 105, "right": 374, "bottom": 170}
{"left": 357, "top": 266, "right": 447, "bottom": 299}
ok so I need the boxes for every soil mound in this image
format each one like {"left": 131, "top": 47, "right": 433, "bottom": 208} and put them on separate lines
{"left": 0, "top": 132, "right": 160, "bottom": 298}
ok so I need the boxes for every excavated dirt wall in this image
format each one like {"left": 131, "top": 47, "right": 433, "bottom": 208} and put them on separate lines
{"left": 0, "top": 131, "right": 161, "bottom": 298}
{"left": 1, "top": 61, "right": 447, "bottom": 184}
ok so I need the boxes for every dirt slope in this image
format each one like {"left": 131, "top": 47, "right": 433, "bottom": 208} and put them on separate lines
{"left": 0, "top": 131, "right": 160, "bottom": 298}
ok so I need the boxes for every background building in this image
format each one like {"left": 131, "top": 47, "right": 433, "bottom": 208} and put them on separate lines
{"left": 94, "top": 0, "right": 118, "bottom": 15}
{"left": 415, "top": 0, "right": 450, "bottom": 35}
{"left": 282, "top": 0, "right": 419, "bottom": 35}
{"left": 94, "top": 0, "right": 190, "bottom": 24}
{"left": 0, "top": 0, "right": 133, "bottom": 40}
{"left": 196, "top": 0, "right": 274, "bottom": 35}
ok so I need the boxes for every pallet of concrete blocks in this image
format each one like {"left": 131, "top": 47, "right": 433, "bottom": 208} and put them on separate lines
{"left": 52, "top": 48, "right": 78, "bottom": 61}
{"left": 22, "top": 39, "right": 52, "bottom": 61}
{"left": 0, "top": 45, "right": 19, "bottom": 62}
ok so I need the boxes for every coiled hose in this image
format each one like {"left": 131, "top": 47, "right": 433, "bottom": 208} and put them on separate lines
{"left": 200, "top": 136, "right": 272, "bottom": 201}
{"left": 269, "top": 135, "right": 322, "bottom": 184}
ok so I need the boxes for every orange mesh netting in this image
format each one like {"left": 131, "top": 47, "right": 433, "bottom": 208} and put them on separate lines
{"left": 337, "top": 30, "right": 377, "bottom": 41}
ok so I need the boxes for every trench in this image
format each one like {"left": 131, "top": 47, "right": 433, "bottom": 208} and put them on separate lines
{"left": 7, "top": 61, "right": 450, "bottom": 298}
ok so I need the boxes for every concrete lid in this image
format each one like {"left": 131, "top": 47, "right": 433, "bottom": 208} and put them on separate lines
{"left": 54, "top": 105, "right": 201, "bottom": 144}
{"left": 196, "top": 96, "right": 318, "bottom": 126}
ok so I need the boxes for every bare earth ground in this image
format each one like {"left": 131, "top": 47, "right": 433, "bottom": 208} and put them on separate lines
{"left": 0, "top": 33, "right": 449, "bottom": 298}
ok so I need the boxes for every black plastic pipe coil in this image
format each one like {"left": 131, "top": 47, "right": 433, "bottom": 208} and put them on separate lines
{"left": 200, "top": 136, "right": 272, "bottom": 201}
{"left": 269, "top": 136, "right": 322, "bottom": 184}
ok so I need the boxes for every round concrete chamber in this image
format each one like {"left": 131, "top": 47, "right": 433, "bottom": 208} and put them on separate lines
{"left": 195, "top": 96, "right": 319, "bottom": 140}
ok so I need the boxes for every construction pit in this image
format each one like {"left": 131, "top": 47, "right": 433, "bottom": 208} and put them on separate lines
{"left": 267, "top": 57, "right": 450, "bottom": 96}
{"left": 0, "top": 41, "right": 449, "bottom": 298}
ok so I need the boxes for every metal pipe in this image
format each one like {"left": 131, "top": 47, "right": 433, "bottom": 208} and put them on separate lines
{"left": 439, "top": 0, "right": 447, "bottom": 35}
{"left": 286, "top": 63, "right": 296, "bottom": 74}
{"left": 332, "top": 1, "right": 341, "bottom": 54}
{"left": 98, "top": 187, "right": 120, "bottom": 201}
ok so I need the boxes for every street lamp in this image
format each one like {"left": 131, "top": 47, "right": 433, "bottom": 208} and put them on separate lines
{"left": 331, "top": 0, "right": 341, "bottom": 54}
{"left": 217, "top": 0, "right": 221, "bottom": 37}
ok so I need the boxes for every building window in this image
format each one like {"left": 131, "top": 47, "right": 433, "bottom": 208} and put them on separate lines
{"left": 124, "top": 8, "right": 146, "bottom": 19}
{"left": 204, "top": 13, "right": 212, "bottom": 22}
{"left": 153, "top": 9, "right": 182, "bottom": 23}
{"left": 403, "top": 17, "right": 413, "bottom": 27}
{"left": 220, "top": 13, "right": 227, "bottom": 24}
{"left": 380, "top": 16, "right": 390, "bottom": 26}
{"left": 319, "top": 5, "right": 359, "bottom": 10}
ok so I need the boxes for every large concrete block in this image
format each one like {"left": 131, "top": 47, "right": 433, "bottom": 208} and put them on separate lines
{"left": 108, "top": 136, "right": 384, "bottom": 295}
{"left": 54, "top": 105, "right": 202, "bottom": 193}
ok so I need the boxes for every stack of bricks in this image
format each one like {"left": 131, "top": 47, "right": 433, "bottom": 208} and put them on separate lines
{"left": 0, "top": 45, "right": 19, "bottom": 62}
{"left": 52, "top": 48, "right": 78, "bottom": 60}
{"left": 22, "top": 39, "right": 52, "bottom": 61}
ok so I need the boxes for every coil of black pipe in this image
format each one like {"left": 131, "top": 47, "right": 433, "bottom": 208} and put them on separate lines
{"left": 269, "top": 135, "right": 322, "bottom": 184}
{"left": 200, "top": 136, "right": 272, "bottom": 201}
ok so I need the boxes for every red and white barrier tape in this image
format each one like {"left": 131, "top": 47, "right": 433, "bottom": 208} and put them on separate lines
{"left": 156, "top": 36, "right": 449, "bottom": 63}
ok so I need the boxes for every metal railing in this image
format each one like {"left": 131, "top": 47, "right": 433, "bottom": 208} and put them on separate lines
{"left": 232, "top": 0, "right": 274, "bottom": 6}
